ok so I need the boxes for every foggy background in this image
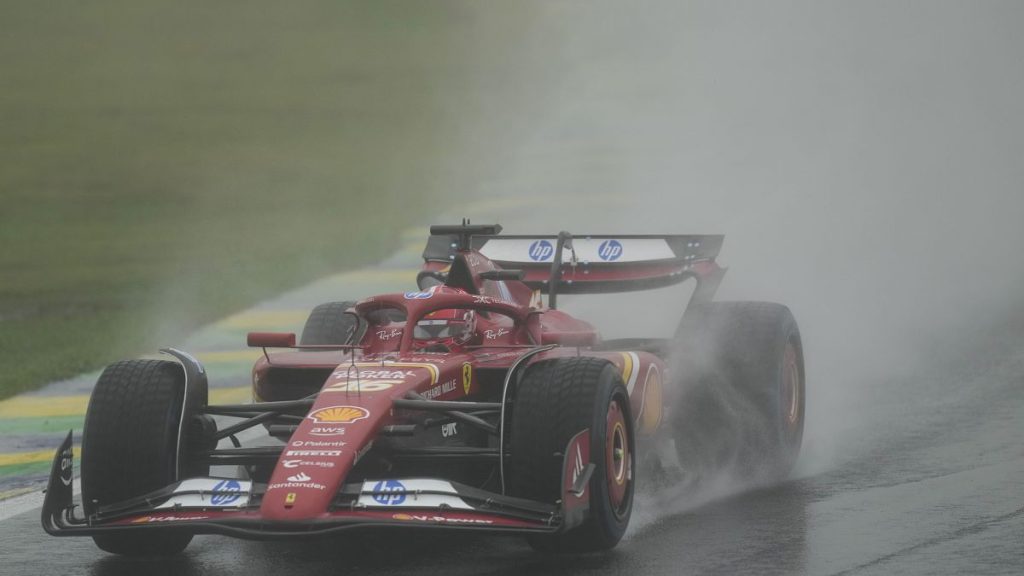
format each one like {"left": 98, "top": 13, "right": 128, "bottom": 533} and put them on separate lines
{"left": 447, "top": 1, "right": 1024, "bottom": 480}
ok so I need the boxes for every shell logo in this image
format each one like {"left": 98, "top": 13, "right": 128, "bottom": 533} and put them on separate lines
{"left": 392, "top": 513, "right": 413, "bottom": 521}
{"left": 309, "top": 405, "right": 370, "bottom": 424}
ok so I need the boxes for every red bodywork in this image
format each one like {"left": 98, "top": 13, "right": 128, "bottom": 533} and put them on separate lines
{"left": 42, "top": 229, "right": 725, "bottom": 539}
{"left": 249, "top": 297, "right": 667, "bottom": 523}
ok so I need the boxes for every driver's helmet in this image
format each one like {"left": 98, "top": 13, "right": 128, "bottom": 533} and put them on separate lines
{"left": 413, "top": 303, "right": 476, "bottom": 351}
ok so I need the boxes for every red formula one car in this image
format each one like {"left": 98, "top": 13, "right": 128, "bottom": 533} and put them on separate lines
{"left": 42, "top": 224, "right": 805, "bottom": 555}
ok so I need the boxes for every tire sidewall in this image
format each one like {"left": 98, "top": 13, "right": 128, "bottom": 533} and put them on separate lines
{"left": 773, "top": 325, "right": 805, "bottom": 473}
{"left": 584, "top": 365, "right": 636, "bottom": 546}
{"left": 672, "top": 302, "right": 806, "bottom": 480}
{"left": 510, "top": 358, "right": 637, "bottom": 552}
{"left": 735, "top": 305, "right": 806, "bottom": 476}
{"left": 81, "top": 360, "right": 196, "bottom": 555}
{"left": 82, "top": 362, "right": 186, "bottom": 515}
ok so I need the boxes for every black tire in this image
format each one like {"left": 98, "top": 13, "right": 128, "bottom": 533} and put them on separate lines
{"left": 299, "top": 301, "right": 359, "bottom": 345}
{"left": 672, "top": 302, "right": 805, "bottom": 482}
{"left": 81, "top": 360, "right": 195, "bottom": 556}
{"left": 508, "top": 357, "right": 635, "bottom": 552}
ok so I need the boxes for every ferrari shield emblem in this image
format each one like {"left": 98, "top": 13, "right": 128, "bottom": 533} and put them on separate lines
{"left": 462, "top": 363, "right": 472, "bottom": 395}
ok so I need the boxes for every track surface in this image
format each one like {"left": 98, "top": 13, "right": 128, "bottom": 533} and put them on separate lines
{"left": 3, "top": 329, "right": 1022, "bottom": 575}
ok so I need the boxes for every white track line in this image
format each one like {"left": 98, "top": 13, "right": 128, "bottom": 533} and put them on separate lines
{"left": 0, "top": 422, "right": 268, "bottom": 522}
{"left": 0, "top": 478, "right": 80, "bottom": 522}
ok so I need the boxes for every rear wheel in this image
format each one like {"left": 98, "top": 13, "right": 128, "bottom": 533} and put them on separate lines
{"left": 300, "top": 301, "right": 359, "bottom": 345}
{"left": 508, "top": 357, "right": 635, "bottom": 552}
{"left": 81, "top": 360, "right": 200, "bottom": 555}
{"left": 672, "top": 302, "right": 805, "bottom": 482}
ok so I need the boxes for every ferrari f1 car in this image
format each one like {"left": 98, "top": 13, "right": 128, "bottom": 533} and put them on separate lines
{"left": 42, "top": 224, "right": 805, "bottom": 555}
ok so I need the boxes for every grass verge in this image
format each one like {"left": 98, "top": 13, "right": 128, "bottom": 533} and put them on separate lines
{"left": 0, "top": 2, "right": 529, "bottom": 398}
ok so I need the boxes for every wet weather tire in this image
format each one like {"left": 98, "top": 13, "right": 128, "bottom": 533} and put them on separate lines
{"left": 508, "top": 357, "right": 635, "bottom": 552}
{"left": 81, "top": 360, "right": 194, "bottom": 556}
{"left": 300, "top": 301, "right": 359, "bottom": 345}
{"left": 672, "top": 302, "right": 805, "bottom": 482}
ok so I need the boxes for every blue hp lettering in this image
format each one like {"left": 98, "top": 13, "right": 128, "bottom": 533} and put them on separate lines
{"left": 528, "top": 240, "right": 554, "bottom": 262}
{"left": 211, "top": 479, "right": 242, "bottom": 506}
{"left": 372, "top": 479, "right": 407, "bottom": 505}
{"left": 598, "top": 239, "right": 623, "bottom": 261}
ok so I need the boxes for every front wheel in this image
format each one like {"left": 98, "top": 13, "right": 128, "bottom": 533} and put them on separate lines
{"left": 508, "top": 357, "right": 635, "bottom": 552}
{"left": 81, "top": 359, "right": 200, "bottom": 555}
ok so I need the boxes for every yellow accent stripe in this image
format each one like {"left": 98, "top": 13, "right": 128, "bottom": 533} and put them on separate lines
{"left": 618, "top": 352, "right": 634, "bottom": 385}
{"left": 0, "top": 386, "right": 250, "bottom": 419}
{"left": 218, "top": 310, "right": 307, "bottom": 329}
{"left": 0, "top": 447, "right": 80, "bottom": 467}
{"left": 0, "top": 395, "right": 90, "bottom": 419}
{"left": 638, "top": 365, "right": 664, "bottom": 434}
{"left": 0, "top": 487, "right": 38, "bottom": 500}
{"left": 197, "top": 350, "right": 263, "bottom": 363}
{"left": 328, "top": 269, "right": 417, "bottom": 282}
{"left": 210, "top": 386, "right": 252, "bottom": 404}
{"left": 137, "top": 350, "right": 262, "bottom": 364}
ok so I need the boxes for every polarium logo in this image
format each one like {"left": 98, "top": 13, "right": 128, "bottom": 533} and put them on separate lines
{"left": 598, "top": 239, "right": 623, "bottom": 261}
{"left": 372, "top": 479, "right": 407, "bottom": 505}
{"left": 528, "top": 240, "right": 554, "bottom": 262}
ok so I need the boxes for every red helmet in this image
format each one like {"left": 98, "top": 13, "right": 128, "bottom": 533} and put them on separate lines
{"left": 412, "top": 292, "right": 477, "bottom": 351}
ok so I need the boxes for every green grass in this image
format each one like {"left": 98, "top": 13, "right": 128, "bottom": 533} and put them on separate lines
{"left": 0, "top": 2, "right": 530, "bottom": 399}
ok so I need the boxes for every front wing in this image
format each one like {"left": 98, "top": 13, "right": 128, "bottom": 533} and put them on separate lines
{"left": 41, "top": 430, "right": 595, "bottom": 539}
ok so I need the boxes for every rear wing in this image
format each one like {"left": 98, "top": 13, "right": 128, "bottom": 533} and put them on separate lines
{"left": 423, "top": 229, "right": 726, "bottom": 301}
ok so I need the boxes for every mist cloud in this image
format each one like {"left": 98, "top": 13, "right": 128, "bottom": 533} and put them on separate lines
{"left": 457, "top": 1, "right": 1024, "bottom": 482}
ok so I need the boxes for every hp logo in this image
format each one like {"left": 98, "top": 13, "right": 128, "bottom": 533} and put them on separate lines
{"left": 211, "top": 479, "right": 242, "bottom": 506}
{"left": 528, "top": 240, "right": 555, "bottom": 262}
{"left": 371, "top": 479, "right": 407, "bottom": 505}
{"left": 598, "top": 239, "right": 623, "bottom": 261}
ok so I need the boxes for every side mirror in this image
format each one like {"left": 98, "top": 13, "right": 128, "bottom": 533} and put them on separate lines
{"left": 246, "top": 332, "right": 296, "bottom": 348}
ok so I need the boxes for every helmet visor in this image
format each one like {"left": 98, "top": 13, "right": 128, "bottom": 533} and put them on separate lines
{"left": 414, "top": 319, "right": 460, "bottom": 340}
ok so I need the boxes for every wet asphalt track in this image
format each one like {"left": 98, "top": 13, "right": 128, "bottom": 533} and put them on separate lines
{"left": 4, "top": 319, "right": 1023, "bottom": 575}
